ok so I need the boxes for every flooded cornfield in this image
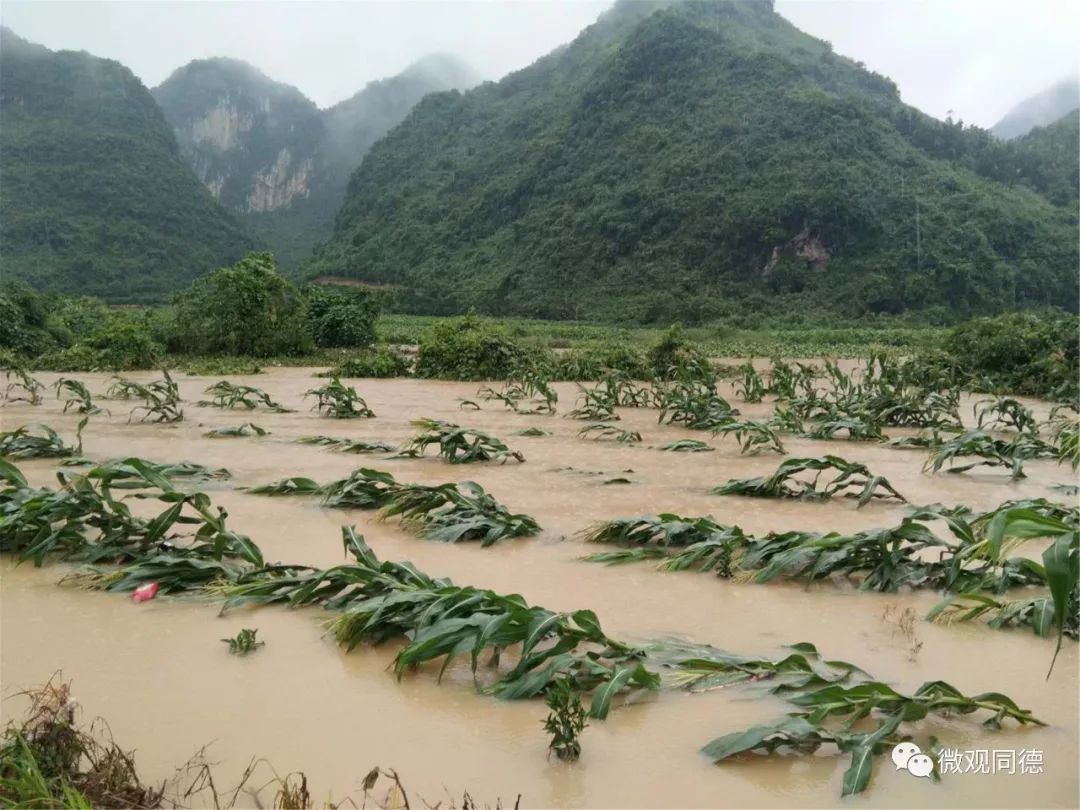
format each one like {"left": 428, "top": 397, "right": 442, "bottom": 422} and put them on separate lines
{"left": 2, "top": 368, "right": 1077, "bottom": 808}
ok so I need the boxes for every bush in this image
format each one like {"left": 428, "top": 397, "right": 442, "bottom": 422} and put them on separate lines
{"left": 646, "top": 325, "right": 708, "bottom": 379}
{"left": 0, "top": 283, "right": 59, "bottom": 357}
{"left": 941, "top": 312, "right": 1079, "bottom": 400}
{"left": 321, "top": 346, "right": 411, "bottom": 379}
{"left": 86, "top": 319, "right": 162, "bottom": 370}
{"left": 170, "top": 252, "right": 311, "bottom": 357}
{"left": 414, "top": 313, "right": 529, "bottom": 380}
{"left": 306, "top": 286, "right": 379, "bottom": 348}
{"left": 33, "top": 344, "right": 102, "bottom": 372}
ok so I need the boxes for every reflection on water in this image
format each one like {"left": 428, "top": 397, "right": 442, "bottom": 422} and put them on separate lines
{"left": 1, "top": 370, "right": 1077, "bottom": 808}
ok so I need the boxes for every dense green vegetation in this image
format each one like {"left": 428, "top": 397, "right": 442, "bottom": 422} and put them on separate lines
{"left": 0, "top": 28, "right": 252, "bottom": 302}
{"left": 309, "top": 0, "right": 1078, "bottom": 322}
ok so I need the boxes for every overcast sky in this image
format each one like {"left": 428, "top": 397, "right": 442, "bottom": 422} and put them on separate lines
{"left": 2, "top": 0, "right": 1076, "bottom": 128}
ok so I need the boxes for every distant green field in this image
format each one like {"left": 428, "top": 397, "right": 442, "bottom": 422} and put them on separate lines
{"left": 377, "top": 314, "right": 943, "bottom": 359}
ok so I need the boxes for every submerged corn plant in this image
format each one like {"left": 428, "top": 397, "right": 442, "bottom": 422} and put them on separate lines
{"left": 2, "top": 367, "right": 44, "bottom": 405}
{"left": 53, "top": 379, "right": 103, "bottom": 415}
{"left": 543, "top": 676, "right": 588, "bottom": 761}
{"left": 380, "top": 480, "right": 541, "bottom": 546}
{"left": 305, "top": 377, "right": 375, "bottom": 418}
{"left": 400, "top": 419, "right": 524, "bottom": 464}
{"left": 974, "top": 396, "right": 1038, "bottom": 434}
{"left": 297, "top": 435, "right": 395, "bottom": 453}
{"left": 0, "top": 419, "right": 87, "bottom": 460}
{"left": 578, "top": 424, "right": 641, "bottom": 443}
{"left": 114, "top": 372, "right": 183, "bottom": 423}
{"left": 657, "top": 439, "right": 713, "bottom": 452}
{"left": 665, "top": 641, "right": 1042, "bottom": 796}
{"left": 477, "top": 371, "right": 557, "bottom": 414}
{"left": 515, "top": 427, "right": 552, "bottom": 437}
{"left": 204, "top": 423, "right": 268, "bottom": 438}
{"left": 565, "top": 385, "right": 619, "bottom": 421}
{"left": 710, "top": 420, "right": 785, "bottom": 455}
{"left": 924, "top": 430, "right": 1056, "bottom": 479}
{"left": 245, "top": 476, "right": 324, "bottom": 496}
{"left": 733, "top": 361, "right": 765, "bottom": 403}
{"left": 200, "top": 380, "right": 291, "bottom": 412}
{"left": 1044, "top": 404, "right": 1080, "bottom": 470}
{"left": 713, "top": 456, "right": 905, "bottom": 507}
{"left": 221, "top": 628, "right": 264, "bottom": 655}
{"left": 804, "top": 416, "right": 885, "bottom": 442}
{"left": 657, "top": 380, "right": 738, "bottom": 431}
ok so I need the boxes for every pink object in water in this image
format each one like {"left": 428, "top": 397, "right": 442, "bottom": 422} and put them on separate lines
{"left": 131, "top": 582, "right": 160, "bottom": 603}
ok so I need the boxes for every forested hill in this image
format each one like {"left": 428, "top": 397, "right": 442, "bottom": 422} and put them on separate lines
{"left": 991, "top": 77, "right": 1079, "bottom": 140}
{"left": 153, "top": 54, "right": 478, "bottom": 268}
{"left": 308, "top": 0, "right": 1079, "bottom": 323}
{"left": 0, "top": 28, "right": 252, "bottom": 301}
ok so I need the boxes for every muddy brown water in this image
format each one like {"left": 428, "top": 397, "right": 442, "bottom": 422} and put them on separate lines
{"left": 1, "top": 369, "right": 1077, "bottom": 808}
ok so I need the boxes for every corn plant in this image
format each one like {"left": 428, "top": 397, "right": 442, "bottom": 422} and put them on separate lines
{"left": 657, "top": 380, "right": 738, "bottom": 430}
{"left": 680, "top": 641, "right": 1042, "bottom": 796}
{"left": 578, "top": 424, "right": 641, "bottom": 443}
{"left": 924, "top": 430, "right": 1056, "bottom": 479}
{"left": 565, "top": 385, "right": 619, "bottom": 421}
{"left": 598, "top": 373, "right": 657, "bottom": 408}
{"left": 768, "top": 406, "right": 805, "bottom": 435}
{"left": 297, "top": 435, "right": 394, "bottom": 453}
{"left": 713, "top": 456, "right": 905, "bottom": 507}
{"left": 804, "top": 416, "right": 884, "bottom": 442}
{"left": 118, "top": 372, "right": 183, "bottom": 423}
{"left": 733, "top": 362, "right": 765, "bottom": 403}
{"left": 765, "top": 359, "right": 816, "bottom": 400}
{"left": 543, "top": 676, "right": 588, "bottom": 761}
{"left": 53, "top": 379, "right": 103, "bottom": 415}
{"left": 658, "top": 439, "right": 713, "bottom": 452}
{"left": 515, "top": 427, "right": 551, "bottom": 437}
{"left": 975, "top": 396, "right": 1038, "bottom": 434}
{"left": 221, "top": 628, "right": 264, "bottom": 656}
{"left": 245, "top": 476, "right": 324, "bottom": 497}
{"left": 1044, "top": 404, "right": 1080, "bottom": 469}
{"left": 581, "top": 515, "right": 748, "bottom": 570}
{"left": 380, "top": 480, "right": 541, "bottom": 546}
{"left": 0, "top": 419, "right": 87, "bottom": 459}
{"left": 2, "top": 368, "right": 44, "bottom": 405}
{"left": 711, "top": 420, "right": 785, "bottom": 455}
{"left": 400, "top": 419, "right": 524, "bottom": 464}
{"left": 305, "top": 378, "right": 375, "bottom": 418}
{"left": 477, "top": 371, "right": 557, "bottom": 414}
{"left": 204, "top": 423, "right": 268, "bottom": 438}
{"left": 200, "top": 380, "right": 291, "bottom": 412}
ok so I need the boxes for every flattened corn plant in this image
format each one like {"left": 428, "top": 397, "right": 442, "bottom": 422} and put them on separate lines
{"left": 2, "top": 367, "right": 44, "bottom": 405}
{"left": 297, "top": 435, "right": 395, "bottom": 453}
{"left": 216, "top": 526, "right": 655, "bottom": 716}
{"left": 53, "top": 379, "right": 103, "bottom": 415}
{"left": 658, "top": 439, "right": 713, "bottom": 452}
{"left": 204, "top": 423, "right": 268, "bottom": 438}
{"left": 400, "top": 419, "right": 524, "bottom": 464}
{"left": 200, "top": 380, "right": 291, "bottom": 412}
{"left": 578, "top": 424, "right": 642, "bottom": 443}
{"left": 713, "top": 455, "right": 905, "bottom": 507}
{"left": 0, "top": 457, "right": 261, "bottom": 575}
{"left": 0, "top": 419, "right": 87, "bottom": 459}
{"left": 111, "top": 372, "right": 183, "bottom": 423}
{"left": 305, "top": 377, "right": 375, "bottom": 419}
{"left": 804, "top": 416, "right": 884, "bottom": 442}
{"left": 653, "top": 641, "right": 1042, "bottom": 797}
{"left": 923, "top": 430, "right": 1056, "bottom": 479}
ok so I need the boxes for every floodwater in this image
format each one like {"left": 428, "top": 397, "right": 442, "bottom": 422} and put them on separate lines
{"left": 1, "top": 369, "right": 1077, "bottom": 808}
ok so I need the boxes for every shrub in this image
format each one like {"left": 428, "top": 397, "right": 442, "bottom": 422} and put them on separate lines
{"left": 85, "top": 319, "right": 162, "bottom": 370}
{"left": 171, "top": 252, "right": 311, "bottom": 357}
{"left": 322, "top": 346, "right": 411, "bottom": 378}
{"left": 306, "top": 286, "right": 379, "bottom": 349}
{"left": 414, "top": 313, "right": 529, "bottom": 380}
{"left": 940, "top": 312, "right": 1079, "bottom": 399}
{"left": 646, "top": 325, "right": 708, "bottom": 379}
